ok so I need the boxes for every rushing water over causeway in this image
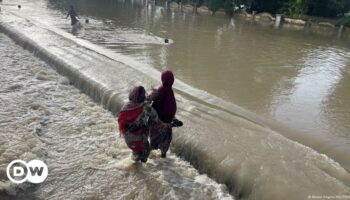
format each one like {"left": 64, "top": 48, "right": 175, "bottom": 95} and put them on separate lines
{"left": 16, "top": 0, "right": 350, "bottom": 168}
{"left": 0, "top": 33, "right": 232, "bottom": 200}
{"left": 0, "top": 0, "right": 350, "bottom": 199}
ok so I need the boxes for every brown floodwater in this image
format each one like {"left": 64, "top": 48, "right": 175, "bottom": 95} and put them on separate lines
{"left": 39, "top": 0, "right": 350, "bottom": 158}
{"left": 46, "top": 0, "right": 350, "bottom": 142}
{"left": 1, "top": 0, "right": 350, "bottom": 199}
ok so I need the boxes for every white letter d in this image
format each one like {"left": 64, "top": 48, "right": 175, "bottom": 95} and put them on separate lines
{"left": 13, "top": 166, "right": 24, "bottom": 177}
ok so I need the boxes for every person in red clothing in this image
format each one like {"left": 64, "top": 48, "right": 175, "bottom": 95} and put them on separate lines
{"left": 118, "top": 86, "right": 156, "bottom": 162}
{"left": 151, "top": 70, "right": 177, "bottom": 123}
{"left": 149, "top": 69, "right": 182, "bottom": 158}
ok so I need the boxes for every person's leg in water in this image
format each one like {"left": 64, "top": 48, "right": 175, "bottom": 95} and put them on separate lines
{"left": 124, "top": 132, "right": 150, "bottom": 162}
{"left": 140, "top": 139, "right": 150, "bottom": 162}
{"left": 150, "top": 123, "right": 172, "bottom": 158}
{"left": 150, "top": 123, "right": 162, "bottom": 150}
{"left": 160, "top": 126, "right": 172, "bottom": 158}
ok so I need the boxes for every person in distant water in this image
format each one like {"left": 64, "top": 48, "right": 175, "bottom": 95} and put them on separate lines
{"left": 118, "top": 86, "right": 169, "bottom": 162}
{"left": 66, "top": 5, "right": 79, "bottom": 26}
{"left": 148, "top": 69, "right": 182, "bottom": 158}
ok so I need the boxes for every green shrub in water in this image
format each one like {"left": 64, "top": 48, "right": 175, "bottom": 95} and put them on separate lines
{"left": 337, "top": 17, "right": 350, "bottom": 27}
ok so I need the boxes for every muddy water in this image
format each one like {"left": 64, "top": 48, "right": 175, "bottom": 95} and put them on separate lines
{"left": 9, "top": 0, "right": 350, "bottom": 164}
{"left": 38, "top": 0, "right": 350, "bottom": 140}
{"left": 0, "top": 33, "right": 233, "bottom": 199}
{"left": 1, "top": 0, "right": 350, "bottom": 199}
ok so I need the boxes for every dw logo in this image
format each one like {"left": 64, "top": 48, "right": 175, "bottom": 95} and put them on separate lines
{"left": 6, "top": 160, "right": 48, "bottom": 184}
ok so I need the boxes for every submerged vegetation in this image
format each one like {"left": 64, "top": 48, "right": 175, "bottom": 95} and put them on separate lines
{"left": 337, "top": 17, "right": 350, "bottom": 27}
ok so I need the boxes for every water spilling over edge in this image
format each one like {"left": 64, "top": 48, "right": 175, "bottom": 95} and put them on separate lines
{"left": 0, "top": 8, "right": 349, "bottom": 199}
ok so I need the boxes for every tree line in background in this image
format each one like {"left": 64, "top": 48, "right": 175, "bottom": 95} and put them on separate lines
{"left": 174, "top": 0, "right": 350, "bottom": 19}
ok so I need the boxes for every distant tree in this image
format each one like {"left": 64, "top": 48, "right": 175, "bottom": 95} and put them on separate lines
{"left": 223, "top": 0, "right": 235, "bottom": 15}
{"left": 206, "top": 0, "right": 223, "bottom": 13}
{"left": 198, "top": 0, "right": 350, "bottom": 18}
{"left": 294, "top": 0, "right": 308, "bottom": 15}
{"left": 307, "top": 0, "right": 346, "bottom": 18}
{"left": 278, "top": 0, "right": 308, "bottom": 16}
{"left": 250, "top": 0, "right": 285, "bottom": 14}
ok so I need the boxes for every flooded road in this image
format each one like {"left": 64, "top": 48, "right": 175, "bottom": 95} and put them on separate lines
{"left": 1, "top": 0, "right": 350, "bottom": 199}
{"left": 0, "top": 33, "right": 233, "bottom": 199}
{"left": 8, "top": 0, "right": 350, "bottom": 158}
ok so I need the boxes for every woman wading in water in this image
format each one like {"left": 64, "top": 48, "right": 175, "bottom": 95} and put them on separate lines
{"left": 117, "top": 86, "right": 171, "bottom": 162}
{"left": 148, "top": 69, "right": 183, "bottom": 158}
{"left": 66, "top": 5, "right": 81, "bottom": 28}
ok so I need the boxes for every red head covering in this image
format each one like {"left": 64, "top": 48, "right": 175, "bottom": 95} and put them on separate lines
{"left": 152, "top": 70, "right": 177, "bottom": 123}
{"left": 129, "top": 86, "right": 146, "bottom": 104}
{"left": 161, "top": 70, "right": 174, "bottom": 89}
{"left": 118, "top": 86, "right": 146, "bottom": 136}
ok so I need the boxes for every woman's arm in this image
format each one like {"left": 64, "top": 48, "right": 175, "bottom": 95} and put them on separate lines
{"left": 147, "top": 88, "right": 158, "bottom": 101}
